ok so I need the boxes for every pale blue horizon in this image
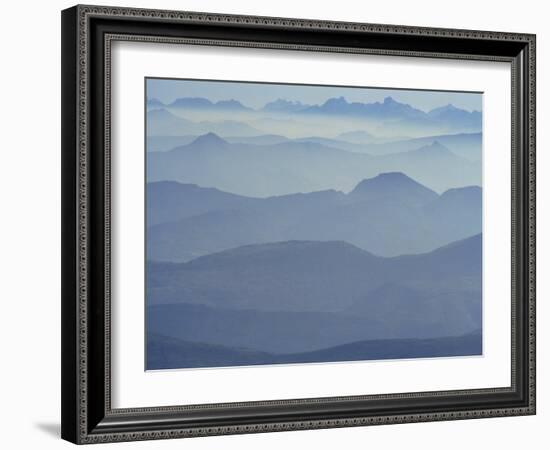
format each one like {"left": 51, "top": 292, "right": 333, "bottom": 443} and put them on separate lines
{"left": 146, "top": 78, "right": 482, "bottom": 112}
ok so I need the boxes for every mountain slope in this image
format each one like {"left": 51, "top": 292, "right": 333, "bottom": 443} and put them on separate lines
{"left": 146, "top": 132, "right": 480, "bottom": 160}
{"left": 146, "top": 110, "right": 261, "bottom": 136}
{"left": 147, "top": 174, "right": 480, "bottom": 260}
{"left": 147, "top": 235, "right": 481, "bottom": 364}
{"left": 169, "top": 97, "right": 252, "bottom": 112}
{"left": 300, "top": 96, "right": 426, "bottom": 120}
{"left": 147, "top": 181, "right": 259, "bottom": 226}
{"left": 350, "top": 172, "right": 438, "bottom": 206}
{"left": 262, "top": 99, "right": 310, "bottom": 113}
{"left": 147, "top": 234, "right": 482, "bottom": 313}
{"left": 148, "top": 240, "right": 381, "bottom": 312}
{"left": 347, "top": 132, "right": 482, "bottom": 160}
{"left": 146, "top": 330, "right": 482, "bottom": 370}
{"left": 423, "top": 186, "right": 482, "bottom": 240}
{"left": 147, "top": 133, "right": 480, "bottom": 196}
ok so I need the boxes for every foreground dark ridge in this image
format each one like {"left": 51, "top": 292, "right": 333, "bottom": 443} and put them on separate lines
{"left": 147, "top": 331, "right": 482, "bottom": 370}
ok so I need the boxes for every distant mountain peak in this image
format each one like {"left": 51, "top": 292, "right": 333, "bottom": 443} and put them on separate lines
{"left": 167, "top": 97, "right": 251, "bottom": 110}
{"left": 442, "top": 103, "right": 459, "bottom": 111}
{"left": 353, "top": 172, "right": 416, "bottom": 189}
{"left": 215, "top": 99, "right": 251, "bottom": 110}
{"left": 147, "top": 108, "right": 178, "bottom": 119}
{"left": 169, "top": 97, "right": 213, "bottom": 108}
{"left": 413, "top": 141, "right": 454, "bottom": 157}
{"left": 147, "top": 97, "right": 164, "bottom": 107}
{"left": 262, "top": 98, "right": 308, "bottom": 113}
{"left": 297, "top": 95, "right": 426, "bottom": 120}
{"left": 427, "top": 104, "right": 479, "bottom": 121}
{"left": 323, "top": 96, "right": 348, "bottom": 106}
{"left": 190, "top": 132, "right": 228, "bottom": 147}
{"left": 350, "top": 172, "right": 438, "bottom": 203}
{"left": 428, "top": 140, "right": 446, "bottom": 148}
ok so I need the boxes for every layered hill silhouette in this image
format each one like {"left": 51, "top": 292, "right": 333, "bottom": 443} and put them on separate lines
{"left": 147, "top": 172, "right": 481, "bottom": 261}
{"left": 146, "top": 132, "right": 481, "bottom": 165}
{"left": 301, "top": 96, "right": 426, "bottom": 120}
{"left": 147, "top": 331, "right": 482, "bottom": 370}
{"left": 147, "top": 109, "right": 261, "bottom": 137}
{"left": 145, "top": 90, "right": 483, "bottom": 370}
{"left": 146, "top": 235, "right": 482, "bottom": 364}
{"left": 148, "top": 234, "right": 481, "bottom": 312}
{"left": 351, "top": 132, "right": 481, "bottom": 161}
{"left": 147, "top": 133, "right": 479, "bottom": 195}
{"left": 169, "top": 97, "right": 252, "bottom": 111}
{"left": 349, "top": 171, "right": 438, "bottom": 206}
{"left": 147, "top": 180, "right": 259, "bottom": 226}
{"left": 148, "top": 96, "right": 481, "bottom": 136}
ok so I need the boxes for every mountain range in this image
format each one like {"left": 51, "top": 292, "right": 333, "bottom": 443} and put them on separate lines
{"left": 350, "top": 132, "right": 482, "bottom": 161}
{"left": 148, "top": 234, "right": 481, "bottom": 311}
{"left": 146, "top": 131, "right": 481, "bottom": 162}
{"left": 147, "top": 109, "right": 261, "bottom": 137}
{"left": 147, "top": 95, "right": 481, "bottom": 138}
{"left": 149, "top": 95, "right": 480, "bottom": 124}
{"left": 147, "top": 133, "right": 479, "bottom": 196}
{"left": 147, "top": 172, "right": 481, "bottom": 261}
{"left": 147, "top": 331, "right": 482, "bottom": 369}
{"left": 300, "top": 96, "right": 426, "bottom": 119}
{"left": 147, "top": 234, "right": 482, "bottom": 360}
{"left": 145, "top": 90, "right": 483, "bottom": 369}
{"left": 294, "top": 97, "right": 480, "bottom": 134}
{"left": 168, "top": 97, "right": 253, "bottom": 111}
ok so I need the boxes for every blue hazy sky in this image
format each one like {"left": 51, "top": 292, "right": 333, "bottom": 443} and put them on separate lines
{"left": 147, "top": 78, "right": 482, "bottom": 112}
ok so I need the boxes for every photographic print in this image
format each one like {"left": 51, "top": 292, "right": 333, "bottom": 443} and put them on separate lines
{"left": 145, "top": 78, "right": 483, "bottom": 371}
{"left": 61, "top": 8, "right": 536, "bottom": 441}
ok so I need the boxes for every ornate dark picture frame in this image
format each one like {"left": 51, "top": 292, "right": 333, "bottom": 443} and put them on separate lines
{"left": 61, "top": 4, "right": 536, "bottom": 444}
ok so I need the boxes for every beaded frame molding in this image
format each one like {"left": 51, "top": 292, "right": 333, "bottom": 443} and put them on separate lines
{"left": 61, "top": 4, "right": 536, "bottom": 444}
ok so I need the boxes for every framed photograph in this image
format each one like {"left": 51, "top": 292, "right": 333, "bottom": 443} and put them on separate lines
{"left": 61, "top": 5, "right": 536, "bottom": 444}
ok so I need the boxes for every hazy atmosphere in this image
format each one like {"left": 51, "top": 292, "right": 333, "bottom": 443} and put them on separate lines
{"left": 145, "top": 78, "right": 483, "bottom": 370}
{"left": 147, "top": 78, "right": 482, "bottom": 112}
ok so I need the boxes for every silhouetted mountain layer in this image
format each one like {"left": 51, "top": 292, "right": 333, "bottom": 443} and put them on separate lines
{"left": 170, "top": 97, "right": 253, "bottom": 111}
{"left": 147, "top": 331, "right": 482, "bottom": 370}
{"left": 147, "top": 134, "right": 293, "bottom": 152}
{"left": 147, "top": 109, "right": 261, "bottom": 137}
{"left": 147, "top": 181, "right": 259, "bottom": 226}
{"left": 146, "top": 132, "right": 481, "bottom": 164}
{"left": 147, "top": 173, "right": 480, "bottom": 261}
{"left": 144, "top": 92, "right": 483, "bottom": 369}
{"left": 350, "top": 171, "right": 438, "bottom": 206}
{"left": 149, "top": 96, "right": 480, "bottom": 129}
{"left": 146, "top": 98, "right": 164, "bottom": 109}
{"left": 262, "top": 95, "right": 480, "bottom": 134}
{"left": 147, "top": 133, "right": 479, "bottom": 195}
{"left": 147, "top": 236, "right": 481, "bottom": 362}
{"left": 147, "top": 234, "right": 482, "bottom": 314}
{"left": 148, "top": 288, "right": 481, "bottom": 354}
{"left": 262, "top": 98, "right": 311, "bottom": 113}
{"left": 348, "top": 132, "right": 482, "bottom": 160}
{"left": 301, "top": 96, "right": 426, "bottom": 120}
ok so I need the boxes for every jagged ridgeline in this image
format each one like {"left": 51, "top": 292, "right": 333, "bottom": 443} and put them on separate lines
{"left": 145, "top": 79, "right": 483, "bottom": 369}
